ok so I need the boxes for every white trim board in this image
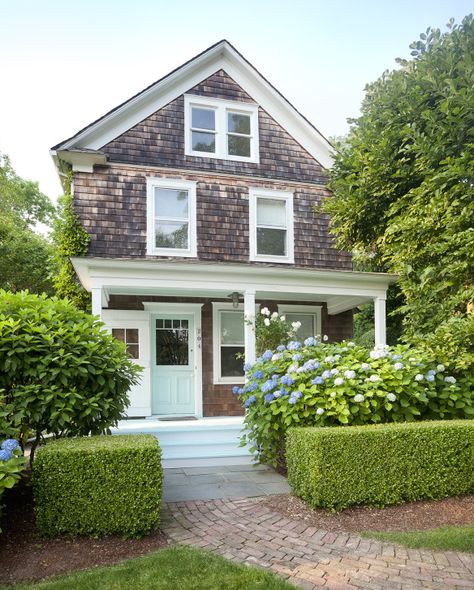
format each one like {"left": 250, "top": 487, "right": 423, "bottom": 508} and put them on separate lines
{"left": 51, "top": 40, "right": 334, "bottom": 168}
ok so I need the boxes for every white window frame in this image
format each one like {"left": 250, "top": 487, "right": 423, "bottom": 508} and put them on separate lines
{"left": 146, "top": 177, "right": 197, "bottom": 257}
{"left": 277, "top": 304, "right": 322, "bottom": 339}
{"left": 212, "top": 302, "right": 246, "bottom": 385}
{"left": 184, "top": 94, "right": 259, "bottom": 163}
{"left": 249, "top": 187, "right": 294, "bottom": 263}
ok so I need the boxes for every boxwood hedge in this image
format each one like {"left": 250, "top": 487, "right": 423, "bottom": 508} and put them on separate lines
{"left": 286, "top": 420, "right": 474, "bottom": 510}
{"left": 33, "top": 434, "right": 162, "bottom": 537}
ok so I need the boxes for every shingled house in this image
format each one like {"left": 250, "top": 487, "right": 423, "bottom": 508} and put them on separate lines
{"left": 51, "top": 41, "right": 395, "bottom": 465}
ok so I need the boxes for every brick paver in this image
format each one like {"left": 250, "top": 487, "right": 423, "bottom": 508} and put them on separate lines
{"left": 161, "top": 496, "right": 474, "bottom": 590}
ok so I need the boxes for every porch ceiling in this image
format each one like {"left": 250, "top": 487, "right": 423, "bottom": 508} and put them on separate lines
{"left": 72, "top": 257, "right": 397, "bottom": 315}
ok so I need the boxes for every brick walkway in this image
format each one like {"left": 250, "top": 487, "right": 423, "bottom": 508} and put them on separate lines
{"left": 161, "top": 496, "right": 474, "bottom": 590}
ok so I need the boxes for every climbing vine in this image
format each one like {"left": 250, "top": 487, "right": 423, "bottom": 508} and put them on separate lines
{"left": 51, "top": 165, "right": 91, "bottom": 310}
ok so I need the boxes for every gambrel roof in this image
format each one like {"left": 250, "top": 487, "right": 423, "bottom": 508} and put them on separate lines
{"left": 51, "top": 40, "right": 334, "bottom": 168}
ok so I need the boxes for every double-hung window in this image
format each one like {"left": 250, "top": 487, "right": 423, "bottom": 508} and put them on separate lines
{"left": 184, "top": 95, "right": 259, "bottom": 163}
{"left": 146, "top": 177, "right": 197, "bottom": 257}
{"left": 212, "top": 303, "right": 245, "bottom": 384}
{"left": 249, "top": 188, "right": 294, "bottom": 263}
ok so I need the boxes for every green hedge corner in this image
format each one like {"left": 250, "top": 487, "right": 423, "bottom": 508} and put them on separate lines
{"left": 33, "top": 434, "right": 162, "bottom": 537}
{"left": 286, "top": 420, "right": 474, "bottom": 510}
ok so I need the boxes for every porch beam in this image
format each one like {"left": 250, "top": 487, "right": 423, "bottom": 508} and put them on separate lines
{"left": 244, "top": 290, "right": 256, "bottom": 366}
{"left": 374, "top": 296, "right": 387, "bottom": 347}
{"left": 91, "top": 287, "right": 102, "bottom": 320}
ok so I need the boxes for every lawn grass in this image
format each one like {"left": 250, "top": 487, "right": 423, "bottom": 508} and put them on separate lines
{"left": 4, "top": 545, "right": 296, "bottom": 590}
{"left": 363, "top": 525, "right": 474, "bottom": 553}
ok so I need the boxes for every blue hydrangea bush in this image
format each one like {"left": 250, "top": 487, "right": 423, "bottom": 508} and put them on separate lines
{"left": 0, "top": 439, "right": 27, "bottom": 532}
{"left": 235, "top": 338, "right": 474, "bottom": 467}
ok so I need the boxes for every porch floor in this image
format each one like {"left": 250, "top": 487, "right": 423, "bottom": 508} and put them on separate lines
{"left": 163, "top": 464, "right": 290, "bottom": 502}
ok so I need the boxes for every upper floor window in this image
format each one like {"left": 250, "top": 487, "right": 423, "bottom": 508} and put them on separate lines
{"left": 146, "top": 177, "right": 197, "bottom": 257}
{"left": 249, "top": 188, "right": 294, "bottom": 263}
{"left": 184, "top": 95, "right": 259, "bottom": 163}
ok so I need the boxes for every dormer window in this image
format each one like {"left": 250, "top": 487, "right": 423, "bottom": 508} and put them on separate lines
{"left": 184, "top": 95, "right": 259, "bottom": 163}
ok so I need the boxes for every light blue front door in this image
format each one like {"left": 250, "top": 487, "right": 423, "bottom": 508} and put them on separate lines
{"left": 151, "top": 314, "right": 195, "bottom": 415}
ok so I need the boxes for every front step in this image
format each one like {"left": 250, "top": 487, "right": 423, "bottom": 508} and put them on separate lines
{"left": 111, "top": 416, "right": 253, "bottom": 468}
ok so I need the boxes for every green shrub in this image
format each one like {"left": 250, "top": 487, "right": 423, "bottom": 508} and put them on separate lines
{"left": 286, "top": 420, "right": 474, "bottom": 510}
{"left": 237, "top": 339, "right": 474, "bottom": 467}
{"left": 0, "top": 290, "right": 141, "bottom": 461}
{"left": 33, "top": 435, "right": 162, "bottom": 537}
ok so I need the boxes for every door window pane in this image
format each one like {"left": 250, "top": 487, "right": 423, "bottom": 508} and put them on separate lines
{"left": 192, "top": 131, "right": 215, "bottom": 153}
{"left": 155, "top": 221, "right": 189, "bottom": 249}
{"left": 154, "top": 188, "right": 188, "bottom": 218}
{"left": 220, "top": 311, "right": 244, "bottom": 344}
{"left": 285, "top": 313, "right": 315, "bottom": 341}
{"left": 156, "top": 327, "right": 189, "bottom": 366}
{"left": 192, "top": 107, "right": 215, "bottom": 130}
{"left": 221, "top": 346, "right": 244, "bottom": 377}
{"left": 257, "top": 198, "right": 286, "bottom": 226}
{"left": 257, "top": 227, "right": 286, "bottom": 256}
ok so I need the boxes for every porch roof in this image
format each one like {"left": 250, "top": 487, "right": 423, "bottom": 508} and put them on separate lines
{"left": 72, "top": 257, "right": 397, "bottom": 315}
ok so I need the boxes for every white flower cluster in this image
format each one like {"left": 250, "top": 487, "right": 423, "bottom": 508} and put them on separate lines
{"left": 386, "top": 393, "right": 397, "bottom": 402}
{"left": 260, "top": 307, "right": 270, "bottom": 316}
{"left": 316, "top": 407, "right": 325, "bottom": 415}
{"left": 344, "top": 370, "right": 356, "bottom": 379}
{"left": 354, "top": 394, "right": 365, "bottom": 402}
{"left": 367, "top": 374, "right": 381, "bottom": 382}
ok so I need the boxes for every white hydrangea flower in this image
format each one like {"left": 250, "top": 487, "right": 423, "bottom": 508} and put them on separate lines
{"left": 280, "top": 315, "right": 286, "bottom": 321}
{"left": 386, "top": 393, "right": 397, "bottom": 402}
{"left": 334, "top": 377, "right": 344, "bottom": 386}
{"left": 323, "top": 335, "right": 329, "bottom": 341}
{"left": 361, "top": 363, "right": 371, "bottom": 371}
{"left": 437, "top": 364, "right": 446, "bottom": 372}
{"left": 316, "top": 407, "right": 325, "bottom": 415}
{"left": 415, "top": 374, "right": 424, "bottom": 381}
{"left": 445, "top": 376, "right": 457, "bottom": 384}
{"left": 271, "top": 311, "right": 279, "bottom": 319}
{"left": 347, "top": 342, "right": 356, "bottom": 347}
{"left": 287, "top": 364, "right": 298, "bottom": 373}
{"left": 325, "top": 356, "right": 334, "bottom": 363}
{"left": 260, "top": 307, "right": 270, "bottom": 316}
{"left": 272, "top": 353, "right": 282, "bottom": 361}
{"left": 330, "top": 391, "right": 337, "bottom": 398}
{"left": 331, "top": 368, "right": 340, "bottom": 375}
{"left": 354, "top": 394, "right": 365, "bottom": 402}
{"left": 334, "top": 354, "right": 341, "bottom": 360}
{"left": 291, "top": 321, "right": 302, "bottom": 330}
{"left": 394, "top": 362, "right": 404, "bottom": 371}
{"left": 344, "top": 370, "right": 356, "bottom": 379}
{"left": 368, "top": 374, "right": 381, "bottom": 382}
{"left": 264, "top": 318, "right": 270, "bottom": 326}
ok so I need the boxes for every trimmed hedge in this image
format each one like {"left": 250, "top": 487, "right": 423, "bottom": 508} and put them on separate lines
{"left": 286, "top": 420, "right": 474, "bottom": 510}
{"left": 33, "top": 435, "right": 162, "bottom": 537}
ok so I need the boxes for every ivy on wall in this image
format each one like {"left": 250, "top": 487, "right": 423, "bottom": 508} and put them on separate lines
{"left": 51, "top": 165, "right": 91, "bottom": 310}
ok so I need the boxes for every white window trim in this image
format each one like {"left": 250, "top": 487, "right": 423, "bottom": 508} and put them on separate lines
{"left": 249, "top": 187, "right": 294, "bottom": 264}
{"left": 146, "top": 177, "right": 197, "bottom": 257}
{"left": 184, "top": 94, "right": 259, "bottom": 163}
{"left": 212, "top": 302, "right": 246, "bottom": 385}
{"left": 277, "top": 304, "right": 322, "bottom": 338}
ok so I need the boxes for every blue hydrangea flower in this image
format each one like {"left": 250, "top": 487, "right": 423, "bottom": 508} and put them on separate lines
{"left": 292, "top": 353, "right": 302, "bottom": 361}
{"left": 0, "top": 449, "right": 13, "bottom": 462}
{"left": 1, "top": 439, "right": 20, "bottom": 452}
{"left": 445, "top": 376, "right": 457, "bottom": 384}
{"left": 293, "top": 391, "right": 303, "bottom": 399}
{"left": 322, "top": 370, "right": 332, "bottom": 379}
{"left": 232, "top": 386, "right": 240, "bottom": 394}
{"left": 279, "top": 388, "right": 289, "bottom": 396}
{"left": 276, "top": 345, "right": 286, "bottom": 352}
{"left": 243, "top": 362, "right": 253, "bottom": 372}
{"left": 253, "top": 369, "right": 263, "bottom": 379}
{"left": 304, "top": 337, "right": 318, "bottom": 346}
{"left": 262, "top": 350, "right": 273, "bottom": 361}
{"left": 280, "top": 375, "right": 294, "bottom": 386}
{"left": 304, "top": 360, "right": 320, "bottom": 371}
{"left": 244, "top": 395, "right": 256, "bottom": 408}
{"left": 312, "top": 376, "right": 325, "bottom": 385}
{"left": 261, "top": 379, "right": 276, "bottom": 393}
{"left": 288, "top": 396, "right": 297, "bottom": 404}
{"left": 391, "top": 354, "right": 402, "bottom": 360}
{"left": 287, "top": 341, "right": 302, "bottom": 351}
{"left": 427, "top": 369, "right": 436, "bottom": 376}
{"left": 264, "top": 393, "right": 275, "bottom": 403}
{"left": 244, "top": 382, "right": 258, "bottom": 392}
{"left": 426, "top": 374, "right": 435, "bottom": 382}
{"left": 255, "top": 356, "right": 263, "bottom": 363}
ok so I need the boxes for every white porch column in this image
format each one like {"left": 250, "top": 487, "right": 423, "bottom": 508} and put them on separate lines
{"left": 244, "top": 289, "right": 256, "bottom": 365}
{"left": 91, "top": 287, "right": 102, "bottom": 320}
{"left": 374, "top": 296, "right": 387, "bottom": 347}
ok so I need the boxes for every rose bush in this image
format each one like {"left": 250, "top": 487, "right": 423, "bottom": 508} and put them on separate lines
{"left": 236, "top": 338, "right": 474, "bottom": 467}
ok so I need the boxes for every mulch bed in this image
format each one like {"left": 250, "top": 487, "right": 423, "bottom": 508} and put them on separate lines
{"left": 0, "top": 479, "right": 170, "bottom": 587}
{"left": 262, "top": 493, "right": 474, "bottom": 533}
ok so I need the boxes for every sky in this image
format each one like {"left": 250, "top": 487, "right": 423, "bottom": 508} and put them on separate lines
{"left": 0, "top": 0, "right": 472, "bottom": 202}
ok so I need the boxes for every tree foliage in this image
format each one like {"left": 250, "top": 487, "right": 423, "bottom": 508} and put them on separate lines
{"left": 326, "top": 16, "right": 474, "bottom": 367}
{"left": 51, "top": 167, "right": 91, "bottom": 309}
{"left": 0, "top": 153, "right": 56, "bottom": 294}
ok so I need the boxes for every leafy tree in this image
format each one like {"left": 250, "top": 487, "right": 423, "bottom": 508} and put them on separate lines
{"left": 325, "top": 16, "right": 474, "bottom": 369}
{"left": 0, "top": 153, "right": 56, "bottom": 294}
{"left": 0, "top": 290, "right": 141, "bottom": 464}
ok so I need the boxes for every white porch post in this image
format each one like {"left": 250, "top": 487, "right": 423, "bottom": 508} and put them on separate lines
{"left": 91, "top": 287, "right": 102, "bottom": 320}
{"left": 374, "top": 296, "right": 387, "bottom": 347}
{"left": 244, "top": 289, "right": 256, "bottom": 365}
